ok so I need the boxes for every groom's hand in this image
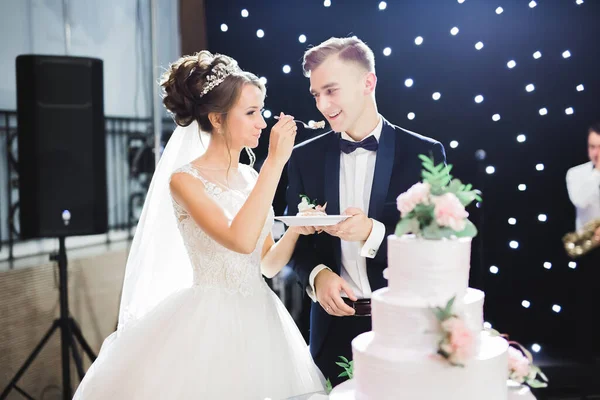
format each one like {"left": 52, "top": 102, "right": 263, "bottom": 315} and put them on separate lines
{"left": 323, "top": 207, "right": 373, "bottom": 242}
{"left": 314, "top": 269, "right": 357, "bottom": 317}
{"left": 288, "top": 226, "right": 318, "bottom": 235}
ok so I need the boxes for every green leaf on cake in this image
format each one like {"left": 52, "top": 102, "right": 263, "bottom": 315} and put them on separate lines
{"left": 395, "top": 217, "right": 419, "bottom": 236}
{"left": 418, "top": 153, "right": 435, "bottom": 165}
{"left": 422, "top": 170, "right": 435, "bottom": 180}
{"left": 444, "top": 296, "right": 456, "bottom": 316}
{"left": 527, "top": 379, "right": 548, "bottom": 389}
{"left": 413, "top": 203, "right": 434, "bottom": 215}
{"left": 528, "top": 365, "right": 549, "bottom": 387}
{"left": 446, "top": 179, "right": 464, "bottom": 195}
{"left": 536, "top": 368, "right": 549, "bottom": 383}
{"left": 414, "top": 205, "right": 435, "bottom": 229}
{"left": 422, "top": 224, "right": 455, "bottom": 240}
{"left": 455, "top": 190, "right": 482, "bottom": 207}
{"left": 335, "top": 356, "right": 354, "bottom": 380}
{"left": 453, "top": 220, "right": 478, "bottom": 238}
{"left": 348, "top": 362, "right": 354, "bottom": 379}
{"left": 432, "top": 307, "right": 447, "bottom": 321}
{"left": 394, "top": 154, "right": 482, "bottom": 239}
{"left": 418, "top": 154, "right": 453, "bottom": 189}
{"left": 439, "top": 164, "right": 453, "bottom": 177}
{"left": 325, "top": 379, "right": 333, "bottom": 394}
{"left": 299, "top": 194, "right": 320, "bottom": 205}
{"left": 422, "top": 162, "right": 438, "bottom": 174}
{"left": 421, "top": 223, "right": 441, "bottom": 239}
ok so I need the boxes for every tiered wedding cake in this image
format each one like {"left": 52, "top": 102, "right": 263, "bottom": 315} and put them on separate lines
{"left": 329, "top": 155, "right": 519, "bottom": 400}
{"left": 331, "top": 235, "right": 509, "bottom": 399}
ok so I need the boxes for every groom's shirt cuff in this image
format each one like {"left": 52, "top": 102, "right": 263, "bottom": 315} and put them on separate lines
{"left": 307, "top": 264, "right": 332, "bottom": 302}
{"left": 360, "top": 218, "right": 385, "bottom": 258}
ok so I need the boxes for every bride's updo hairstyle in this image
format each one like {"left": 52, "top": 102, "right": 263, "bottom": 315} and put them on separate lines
{"left": 160, "top": 51, "right": 265, "bottom": 133}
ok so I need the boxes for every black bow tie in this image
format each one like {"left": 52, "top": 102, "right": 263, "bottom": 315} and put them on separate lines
{"left": 339, "top": 135, "right": 379, "bottom": 154}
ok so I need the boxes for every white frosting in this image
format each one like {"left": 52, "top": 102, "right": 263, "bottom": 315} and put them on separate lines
{"left": 328, "top": 236, "right": 511, "bottom": 399}
{"left": 350, "top": 331, "right": 508, "bottom": 400}
{"left": 331, "top": 377, "right": 535, "bottom": 400}
{"left": 298, "top": 197, "right": 315, "bottom": 213}
{"left": 371, "top": 287, "right": 485, "bottom": 354}
{"left": 309, "top": 120, "right": 326, "bottom": 129}
{"left": 329, "top": 235, "right": 512, "bottom": 400}
{"left": 386, "top": 235, "right": 472, "bottom": 307}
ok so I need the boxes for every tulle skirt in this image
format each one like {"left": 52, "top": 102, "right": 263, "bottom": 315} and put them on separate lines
{"left": 73, "top": 282, "right": 325, "bottom": 399}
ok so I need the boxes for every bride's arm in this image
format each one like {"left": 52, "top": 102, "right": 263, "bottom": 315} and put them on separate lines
{"left": 170, "top": 157, "right": 284, "bottom": 254}
{"left": 260, "top": 230, "right": 300, "bottom": 278}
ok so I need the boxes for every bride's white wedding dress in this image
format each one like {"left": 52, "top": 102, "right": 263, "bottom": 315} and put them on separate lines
{"left": 73, "top": 163, "right": 325, "bottom": 399}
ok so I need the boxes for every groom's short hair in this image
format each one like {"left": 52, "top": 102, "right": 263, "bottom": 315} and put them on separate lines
{"left": 302, "top": 36, "right": 375, "bottom": 77}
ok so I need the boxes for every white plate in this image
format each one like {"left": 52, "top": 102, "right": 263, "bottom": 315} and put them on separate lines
{"left": 274, "top": 215, "right": 350, "bottom": 227}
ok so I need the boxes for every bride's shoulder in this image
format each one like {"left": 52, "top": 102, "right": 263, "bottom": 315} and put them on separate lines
{"left": 169, "top": 164, "right": 209, "bottom": 190}
{"left": 171, "top": 163, "right": 202, "bottom": 180}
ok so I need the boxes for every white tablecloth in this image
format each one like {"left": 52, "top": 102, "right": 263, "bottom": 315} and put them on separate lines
{"left": 284, "top": 391, "right": 328, "bottom": 400}
{"left": 327, "top": 379, "right": 537, "bottom": 399}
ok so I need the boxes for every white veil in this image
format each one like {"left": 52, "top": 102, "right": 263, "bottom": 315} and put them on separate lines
{"left": 117, "top": 120, "right": 208, "bottom": 333}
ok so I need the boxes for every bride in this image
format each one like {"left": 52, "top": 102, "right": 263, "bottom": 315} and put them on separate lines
{"left": 73, "top": 51, "right": 325, "bottom": 399}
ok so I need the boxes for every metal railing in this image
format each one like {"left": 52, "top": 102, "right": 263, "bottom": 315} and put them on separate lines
{"left": 0, "top": 109, "right": 177, "bottom": 264}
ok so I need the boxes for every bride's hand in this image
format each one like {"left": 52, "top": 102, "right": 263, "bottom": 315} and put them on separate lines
{"left": 288, "top": 226, "right": 318, "bottom": 235}
{"left": 267, "top": 112, "right": 297, "bottom": 167}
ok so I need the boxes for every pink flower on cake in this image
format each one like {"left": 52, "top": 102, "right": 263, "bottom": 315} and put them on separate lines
{"left": 431, "top": 297, "right": 475, "bottom": 367}
{"left": 485, "top": 330, "right": 549, "bottom": 389}
{"left": 432, "top": 193, "right": 469, "bottom": 232}
{"left": 508, "top": 346, "right": 531, "bottom": 383}
{"left": 448, "top": 323, "right": 475, "bottom": 364}
{"left": 393, "top": 155, "right": 481, "bottom": 239}
{"left": 439, "top": 317, "right": 475, "bottom": 365}
{"left": 440, "top": 342, "right": 453, "bottom": 355}
{"left": 396, "top": 182, "right": 430, "bottom": 216}
{"left": 440, "top": 316, "right": 461, "bottom": 332}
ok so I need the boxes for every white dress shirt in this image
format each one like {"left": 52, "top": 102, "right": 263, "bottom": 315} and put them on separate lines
{"left": 566, "top": 161, "right": 600, "bottom": 231}
{"left": 306, "top": 117, "right": 386, "bottom": 301}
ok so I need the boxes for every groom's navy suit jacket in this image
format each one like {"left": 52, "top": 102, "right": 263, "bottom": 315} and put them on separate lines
{"left": 286, "top": 117, "right": 446, "bottom": 358}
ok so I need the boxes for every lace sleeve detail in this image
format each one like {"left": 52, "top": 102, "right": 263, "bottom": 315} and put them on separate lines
{"left": 170, "top": 164, "right": 224, "bottom": 197}
{"left": 170, "top": 164, "right": 226, "bottom": 220}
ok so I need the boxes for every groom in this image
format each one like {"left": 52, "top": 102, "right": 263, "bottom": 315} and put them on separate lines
{"left": 286, "top": 36, "right": 446, "bottom": 385}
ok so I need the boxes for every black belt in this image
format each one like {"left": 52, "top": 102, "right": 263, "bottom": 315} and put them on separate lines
{"left": 343, "top": 298, "right": 371, "bottom": 317}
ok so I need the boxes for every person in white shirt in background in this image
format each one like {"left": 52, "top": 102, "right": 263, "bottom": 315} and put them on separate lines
{"left": 566, "top": 122, "right": 600, "bottom": 367}
{"left": 566, "top": 123, "right": 600, "bottom": 240}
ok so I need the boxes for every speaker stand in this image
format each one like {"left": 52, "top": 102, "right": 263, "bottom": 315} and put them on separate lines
{"left": 0, "top": 237, "right": 97, "bottom": 400}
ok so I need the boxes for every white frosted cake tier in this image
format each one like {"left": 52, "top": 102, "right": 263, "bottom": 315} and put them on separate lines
{"left": 329, "top": 235, "right": 518, "bottom": 400}
{"left": 371, "top": 287, "right": 485, "bottom": 354}
{"left": 331, "top": 377, "right": 535, "bottom": 400}
{"left": 348, "top": 330, "right": 508, "bottom": 400}
{"left": 386, "top": 235, "right": 472, "bottom": 307}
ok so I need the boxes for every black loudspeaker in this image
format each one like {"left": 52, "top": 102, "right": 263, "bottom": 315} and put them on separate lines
{"left": 16, "top": 55, "right": 108, "bottom": 239}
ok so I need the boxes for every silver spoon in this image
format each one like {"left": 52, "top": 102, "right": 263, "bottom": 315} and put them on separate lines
{"left": 274, "top": 116, "right": 326, "bottom": 130}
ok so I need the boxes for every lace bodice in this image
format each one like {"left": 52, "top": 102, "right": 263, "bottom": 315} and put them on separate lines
{"left": 170, "top": 163, "right": 274, "bottom": 296}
